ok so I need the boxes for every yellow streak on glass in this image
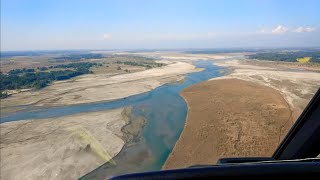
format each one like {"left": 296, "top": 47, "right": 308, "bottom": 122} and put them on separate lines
{"left": 69, "top": 126, "right": 116, "bottom": 165}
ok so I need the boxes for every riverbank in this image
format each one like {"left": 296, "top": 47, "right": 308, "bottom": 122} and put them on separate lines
{"left": 0, "top": 108, "right": 135, "bottom": 180}
{"left": 1, "top": 61, "right": 200, "bottom": 115}
{"left": 163, "top": 57, "right": 320, "bottom": 169}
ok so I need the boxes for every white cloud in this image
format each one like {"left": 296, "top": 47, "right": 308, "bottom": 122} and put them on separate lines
{"left": 103, "top": 33, "right": 112, "bottom": 39}
{"left": 256, "top": 29, "right": 266, "bottom": 34}
{"left": 293, "top": 27, "right": 315, "bottom": 33}
{"left": 272, "top": 25, "right": 288, "bottom": 34}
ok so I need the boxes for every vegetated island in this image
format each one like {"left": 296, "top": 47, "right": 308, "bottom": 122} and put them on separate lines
{"left": 163, "top": 79, "right": 295, "bottom": 169}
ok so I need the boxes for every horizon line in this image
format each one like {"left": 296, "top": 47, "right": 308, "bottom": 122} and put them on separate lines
{"left": 2, "top": 46, "right": 320, "bottom": 53}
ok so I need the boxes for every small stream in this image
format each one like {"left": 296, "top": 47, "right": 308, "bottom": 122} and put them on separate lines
{"left": 1, "top": 60, "right": 226, "bottom": 178}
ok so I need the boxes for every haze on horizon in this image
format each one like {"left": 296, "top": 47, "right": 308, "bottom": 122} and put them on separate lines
{"left": 1, "top": 0, "right": 320, "bottom": 51}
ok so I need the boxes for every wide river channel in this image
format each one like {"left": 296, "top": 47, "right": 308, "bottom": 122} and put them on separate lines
{"left": 1, "top": 60, "right": 226, "bottom": 179}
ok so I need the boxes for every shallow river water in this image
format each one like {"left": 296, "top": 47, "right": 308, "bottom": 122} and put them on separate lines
{"left": 1, "top": 60, "right": 226, "bottom": 178}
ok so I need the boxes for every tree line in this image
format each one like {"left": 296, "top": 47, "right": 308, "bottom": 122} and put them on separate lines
{"left": 1, "top": 62, "right": 101, "bottom": 98}
{"left": 51, "top": 53, "right": 104, "bottom": 62}
{"left": 115, "top": 61, "right": 165, "bottom": 69}
{"left": 246, "top": 51, "right": 320, "bottom": 63}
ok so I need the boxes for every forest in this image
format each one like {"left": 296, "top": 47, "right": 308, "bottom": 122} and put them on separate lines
{"left": 0, "top": 62, "right": 101, "bottom": 97}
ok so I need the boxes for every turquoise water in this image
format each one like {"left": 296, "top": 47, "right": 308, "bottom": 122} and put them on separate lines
{"left": 134, "top": 61, "right": 225, "bottom": 170}
{"left": 1, "top": 60, "right": 225, "bottom": 177}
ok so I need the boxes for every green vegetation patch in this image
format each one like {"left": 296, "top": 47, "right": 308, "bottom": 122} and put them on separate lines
{"left": 115, "top": 61, "right": 166, "bottom": 69}
{"left": 247, "top": 51, "right": 320, "bottom": 63}
{"left": 50, "top": 53, "right": 104, "bottom": 62}
{"left": 0, "top": 62, "right": 101, "bottom": 98}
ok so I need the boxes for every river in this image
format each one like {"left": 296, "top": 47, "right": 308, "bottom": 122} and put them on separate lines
{"left": 1, "top": 60, "right": 226, "bottom": 179}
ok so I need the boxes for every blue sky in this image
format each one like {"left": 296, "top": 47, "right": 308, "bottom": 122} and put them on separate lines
{"left": 1, "top": 0, "right": 320, "bottom": 51}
